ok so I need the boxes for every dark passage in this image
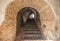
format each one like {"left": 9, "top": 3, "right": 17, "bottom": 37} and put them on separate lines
{"left": 15, "top": 7, "right": 45, "bottom": 41}
{"left": 21, "top": 18, "right": 43, "bottom": 40}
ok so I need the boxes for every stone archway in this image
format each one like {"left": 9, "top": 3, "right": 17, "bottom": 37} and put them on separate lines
{"left": 16, "top": 7, "right": 42, "bottom": 40}
{"left": 17, "top": 7, "right": 40, "bottom": 25}
{"left": 0, "top": 0, "right": 56, "bottom": 41}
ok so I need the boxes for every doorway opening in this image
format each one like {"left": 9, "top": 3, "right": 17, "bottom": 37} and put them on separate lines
{"left": 15, "top": 7, "right": 44, "bottom": 41}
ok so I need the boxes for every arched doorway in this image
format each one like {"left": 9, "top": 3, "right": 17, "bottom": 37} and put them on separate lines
{"left": 16, "top": 7, "right": 45, "bottom": 41}
{"left": 0, "top": 0, "right": 56, "bottom": 41}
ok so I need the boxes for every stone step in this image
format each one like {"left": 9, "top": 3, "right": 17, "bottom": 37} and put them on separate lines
{"left": 24, "top": 30, "right": 40, "bottom": 33}
{"left": 25, "top": 32, "right": 41, "bottom": 35}
{"left": 24, "top": 26, "right": 38, "bottom": 29}
{"left": 23, "top": 34, "right": 41, "bottom": 37}
{"left": 24, "top": 25, "right": 37, "bottom": 27}
{"left": 22, "top": 35, "right": 42, "bottom": 40}
{"left": 22, "top": 40, "right": 38, "bottom": 41}
{"left": 24, "top": 29, "right": 40, "bottom": 31}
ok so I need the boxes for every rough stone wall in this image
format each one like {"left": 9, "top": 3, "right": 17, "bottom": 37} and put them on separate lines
{"left": 0, "top": 0, "right": 58, "bottom": 41}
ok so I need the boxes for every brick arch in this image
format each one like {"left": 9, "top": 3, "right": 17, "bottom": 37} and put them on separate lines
{"left": 0, "top": 0, "right": 56, "bottom": 41}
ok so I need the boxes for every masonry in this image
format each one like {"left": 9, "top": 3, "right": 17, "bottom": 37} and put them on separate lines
{"left": 0, "top": 0, "right": 59, "bottom": 41}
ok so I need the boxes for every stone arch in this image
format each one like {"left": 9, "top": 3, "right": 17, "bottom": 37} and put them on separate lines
{"left": 17, "top": 7, "right": 40, "bottom": 23}
{"left": 16, "top": 7, "right": 41, "bottom": 36}
{"left": 0, "top": 0, "right": 56, "bottom": 41}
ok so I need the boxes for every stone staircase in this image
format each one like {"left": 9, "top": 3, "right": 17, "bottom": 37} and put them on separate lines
{"left": 15, "top": 19, "right": 45, "bottom": 41}
{"left": 21, "top": 19, "right": 44, "bottom": 41}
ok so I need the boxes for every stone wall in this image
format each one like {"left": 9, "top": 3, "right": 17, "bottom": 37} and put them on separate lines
{"left": 0, "top": 0, "right": 59, "bottom": 41}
